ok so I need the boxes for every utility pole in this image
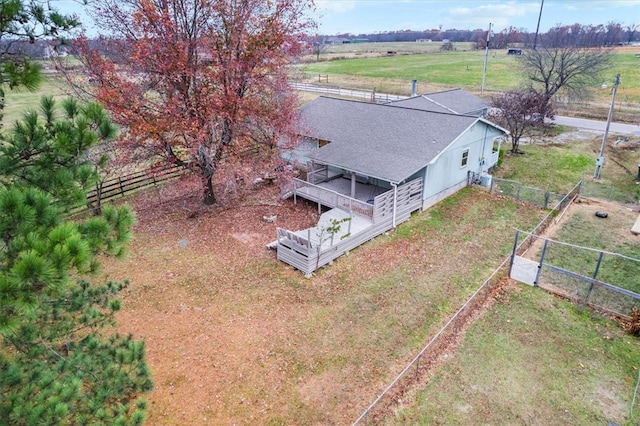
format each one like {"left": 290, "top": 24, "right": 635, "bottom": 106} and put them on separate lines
{"left": 594, "top": 74, "right": 621, "bottom": 179}
{"left": 481, "top": 22, "right": 492, "bottom": 95}
{"left": 533, "top": 0, "right": 544, "bottom": 49}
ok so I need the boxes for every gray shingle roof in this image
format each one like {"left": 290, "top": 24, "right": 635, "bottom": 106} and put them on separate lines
{"left": 299, "top": 97, "right": 482, "bottom": 183}
{"left": 390, "top": 88, "right": 489, "bottom": 115}
{"left": 385, "top": 96, "right": 453, "bottom": 114}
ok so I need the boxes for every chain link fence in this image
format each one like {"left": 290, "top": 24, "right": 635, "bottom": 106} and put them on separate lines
{"left": 489, "top": 177, "right": 566, "bottom": 209}
{"left": 579, "top": 179, "right": 640, "bottom": 205}
{"left": 511, "top": 231, "right": 640, "bottom": 318}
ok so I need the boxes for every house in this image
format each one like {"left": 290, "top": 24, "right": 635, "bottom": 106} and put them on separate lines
{"left": 295, "top": 96, "right": 505, "bottom": 209}
{"left": 275, "top": 95, "right": 507, "bottom": 276}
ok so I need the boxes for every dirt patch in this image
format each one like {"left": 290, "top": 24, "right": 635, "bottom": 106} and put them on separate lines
{"left": 537, "top": 196, "right": 639, "bottom": 244}
{"left": 592, "top": 380, "right": 630, "bottom": 422}
{"left": 103, "top": 178, "right": 324, "bottom": 424}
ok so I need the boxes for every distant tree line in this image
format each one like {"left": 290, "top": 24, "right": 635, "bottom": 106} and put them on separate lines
{"left": 3, "top": 21, "right": 638, "bottom": 62}
{"left": 319, "top": 22, "right": 639, "bottom": 49}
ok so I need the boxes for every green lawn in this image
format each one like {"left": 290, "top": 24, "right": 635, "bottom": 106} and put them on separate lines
{"left": 495, "top": 135, "right": 640, "bottom": 204}
{"left": 390, "top": 286, "right": 640, "bottom": 425}
{"left": 2, "top": 72, "right": 68, "bottom": 127}
{"left": 301, "top": 50, "right": 525, "bottom": 94}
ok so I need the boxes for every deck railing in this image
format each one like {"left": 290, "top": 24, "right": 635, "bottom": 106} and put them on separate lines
{"left": 292, "top": 178, "right": 374, "bottom": 218}
{"left": 278, "top": 178, "right": 423, "bottom": 276}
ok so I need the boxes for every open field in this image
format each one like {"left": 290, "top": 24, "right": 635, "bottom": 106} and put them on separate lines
{"left": 303, "top": 41, "right": 477, "bottom": 62}
{"left": 2, "top": 69, "right": 69, "bottom": 125}
{"left": 298, "top": 44, "right": 640, "bottom": 120}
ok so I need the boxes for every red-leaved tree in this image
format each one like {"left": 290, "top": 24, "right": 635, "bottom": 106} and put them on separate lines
{"left": 72, "top": 0, "right": 316, "bottom": 205}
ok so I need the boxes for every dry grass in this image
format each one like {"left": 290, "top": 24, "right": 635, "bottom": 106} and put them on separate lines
{"left": 99, "top": 179, "right": 545, "bottom": 425}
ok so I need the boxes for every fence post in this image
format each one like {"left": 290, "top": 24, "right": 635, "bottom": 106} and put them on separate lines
{"left": 592, "top": 251, "right": 605, "bottom": 281}
{"left": 516, "top": 183, "right": 521, "bottom": 201}
{"left": 534, "top": 239, "right": 548, "bottom": 287}
{"left": 544, "top": 191, "right": 550, "bottom": 209}
{"left": 583, "top": 251, "right": 605, "bottom": 304}
{"left": 489, "top": 176, "right": 495, "bottom": 194}
{"left": 508, "top": 230, "right": 520, "bottom": 277}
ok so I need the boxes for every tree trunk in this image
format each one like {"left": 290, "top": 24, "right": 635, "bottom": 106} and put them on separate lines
{"left": 203, "top": 174, "right": 216, "bottom": 205}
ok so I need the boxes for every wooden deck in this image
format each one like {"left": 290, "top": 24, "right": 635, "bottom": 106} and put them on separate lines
{"left": 288, "top": 177, "right": 389, "bottom": 219}
{"left": 275, "top": 178, "right": 423, "bottom": 276}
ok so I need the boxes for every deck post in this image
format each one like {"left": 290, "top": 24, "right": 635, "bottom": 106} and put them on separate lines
{"left": 392, "top": 183, "right": 398, "bottom": 227}
{"left": 351, "top": 174, "right": 356, "bottom": 198}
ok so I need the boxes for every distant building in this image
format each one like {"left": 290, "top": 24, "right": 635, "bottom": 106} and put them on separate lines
{"left": 507, "top": 48, "right": 523, "bottom": 55}
{"left": 324, "top": 36, "right": 350, "bottom": 45}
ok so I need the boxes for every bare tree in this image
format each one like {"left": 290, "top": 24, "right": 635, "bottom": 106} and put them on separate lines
{"left": 519, "top": 28, "right": 613, "bottom": 119}
{"left": 626, "top": 23, "right": 639, "bottom": 44}
{"left": 440, "top": 40, "right": 454, "bottom": 51}
{"left": 489, "top": 90, "right": 550, "bottom": 154}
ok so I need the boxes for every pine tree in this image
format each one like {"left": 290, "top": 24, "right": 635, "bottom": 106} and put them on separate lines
{"left": 0, "top": 189, "right": 153, "bottom": 424}
{"left": 0, "top": 0, "right": 81, "bottom": 126}
{"left": 0, "top": 96, "right": 117, "bottom": 209}
{"left": 0, "top": 100, "right": 153, "bottom": 424}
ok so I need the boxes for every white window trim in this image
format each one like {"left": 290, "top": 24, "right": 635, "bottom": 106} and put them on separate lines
{"left": 461, "top": 148, "right": 470, "bottom": 168}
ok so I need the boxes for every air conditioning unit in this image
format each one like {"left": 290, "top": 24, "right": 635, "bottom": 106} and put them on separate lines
{"left": 479, "top": 173, "right": 492, "bottom": 187}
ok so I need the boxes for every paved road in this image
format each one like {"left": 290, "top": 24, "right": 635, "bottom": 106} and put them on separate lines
{"left": 553, "top": 115, "right": 640, "bottom": 135}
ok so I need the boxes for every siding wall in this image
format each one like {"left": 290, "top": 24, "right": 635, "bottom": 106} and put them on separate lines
{"left": 423, "top": 122, "right": 502, "bottom": 201}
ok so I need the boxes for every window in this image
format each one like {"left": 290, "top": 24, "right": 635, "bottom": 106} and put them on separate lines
{"left": 461, "top": 148, "right": 469, "bottom": 168}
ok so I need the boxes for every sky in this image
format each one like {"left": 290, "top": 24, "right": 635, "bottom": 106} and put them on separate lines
{"left": 55, "top": 0, "right": 640, "bottom": 36}
{"left": 314, "top": 0, "right": 640, "bottom": 35}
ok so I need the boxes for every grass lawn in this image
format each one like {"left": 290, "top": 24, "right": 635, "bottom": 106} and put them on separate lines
{"left": 2, "top": 72, "right": 69, "bottom": 126}
{"left": 103, "top": 185, "right": 548, "bottom": 424}
{"left": 390, "top": 284, "right": 640, "bottom": 425}
{"left": 495, "top": 133, "right": 640, "bottom": 203}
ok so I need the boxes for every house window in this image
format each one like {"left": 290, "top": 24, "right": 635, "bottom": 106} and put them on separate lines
{"left": 461, "top": 148, "right": 469, "bottom": 168}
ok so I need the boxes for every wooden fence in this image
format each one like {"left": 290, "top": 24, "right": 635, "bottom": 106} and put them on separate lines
{"left": 78, "top": 145, "right": 264, "bottom": 215}
{"left": 82, "top": 164, "right": 188, "bottom": 214}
